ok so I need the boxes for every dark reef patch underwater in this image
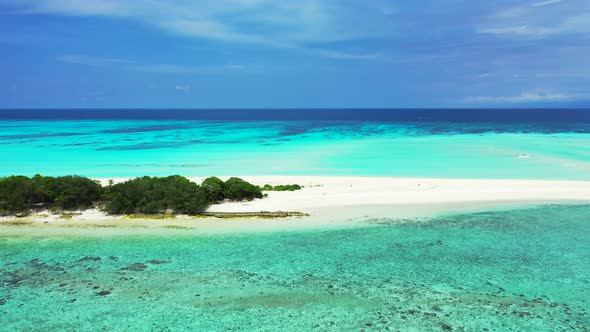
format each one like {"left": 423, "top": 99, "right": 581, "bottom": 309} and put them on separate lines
{"left": 0, "top": 204, "right": 588, "bottom": 331}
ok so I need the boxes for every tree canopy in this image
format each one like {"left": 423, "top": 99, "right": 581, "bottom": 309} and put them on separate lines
{"left": 103, "top": 176, "right": 209, "bottom": 215}
{"left": 201, "top": 176, "right": 225, "bottom": 203}
{"left": 0, "top": 175, "right": 101, "bottom": 215}
{"left": 0, "top": 174, "right": 267, "bottom": 216}
{"left": 223, "top": 177, "right": 263, "bottom": 201}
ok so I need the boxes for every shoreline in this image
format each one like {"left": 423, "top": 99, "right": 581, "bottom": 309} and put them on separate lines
{"left": 2, "top": 176, "right": 590, "bottom": 235}
{"left": 190, "top": 176, "right": 590, "bottom": 209}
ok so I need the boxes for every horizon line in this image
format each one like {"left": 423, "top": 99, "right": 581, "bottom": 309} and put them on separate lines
{"left": 1, "top": 107, "right": 589, "bottom": 111}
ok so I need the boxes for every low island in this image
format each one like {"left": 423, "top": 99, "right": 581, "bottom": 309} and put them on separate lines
{"left": 0, "top": 174, "right": 305, "bottom": 219}
{"left": 2, "top": 174, "right": 590, "bottom": 235}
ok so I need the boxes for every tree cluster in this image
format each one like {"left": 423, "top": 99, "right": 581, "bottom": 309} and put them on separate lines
{"left": 201, "top": 176, "right": 264, "bottom": 203}
{"left": 0, "top": 175, "right": 102, "bottom": 215}
{"left": 0, "top": 174, "right": 264, "bottom": 216}
{"left": 103, "top": 176, "right": 209, "bottom": 215}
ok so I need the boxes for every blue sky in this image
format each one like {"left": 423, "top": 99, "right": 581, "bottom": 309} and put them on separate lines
{"left": 1, "top": 0, "right": 589, "bottom": 108}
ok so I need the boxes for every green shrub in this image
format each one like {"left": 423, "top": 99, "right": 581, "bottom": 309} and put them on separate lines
{"left": 223, "top": 177, "right": 263, "bottom": 201}
{"left": 261, "top": 184, "right": 274, "bottom": 191}
{"left": 103, "top": 176, "right": 209, "bottom": 215}
{"left": 47, "top": 176, "right": 102, "bottom": 210}
{"left": 0, "top": 176, "right": 32, "bottom": 215}
{"left": 0, "top": 174, "right": 267, "bottom": 216}
{"left": 0, "top": 175, "right": 102, "bottom": 215}
{"left": 201, "top": 176, "right": 225, "bottom": 203}
{"left": 260, "top": 184, "right": 303, "bottom": 192}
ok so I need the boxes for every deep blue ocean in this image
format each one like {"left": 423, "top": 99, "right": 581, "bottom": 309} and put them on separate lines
{"left": 3, "top": 108, "right": 590, "bottom": 128}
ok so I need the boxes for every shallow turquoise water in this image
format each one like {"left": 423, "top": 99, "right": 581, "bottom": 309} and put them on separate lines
{"left": 1, "top": 120, "right": 589, "bottom": 179}
{"left": 1, "top": 205, "right": 588, "bottom": 331}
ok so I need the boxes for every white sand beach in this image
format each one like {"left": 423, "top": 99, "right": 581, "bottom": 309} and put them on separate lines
{"left": 193, "top": 176, "right": 590, "bottom": 213}
{"left": 2, "top": 176, "right": 589, "bottom": 235}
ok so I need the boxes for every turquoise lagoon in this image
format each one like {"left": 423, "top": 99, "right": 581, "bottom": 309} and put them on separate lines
{"left": 1, "top": 110, "right": 590, "bottom": 331}
{"left": 0, "top": 205, "right": 589, "bottom": 331}
{"left": 0, "top": 118, "right": 589, "bottom": 179}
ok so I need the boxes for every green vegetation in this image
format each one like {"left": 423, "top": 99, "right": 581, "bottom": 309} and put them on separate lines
{"left": 260, "top": 184, "right": 303, "bottom": 192}
{"left": 223, "top": 177, "right": 264, "bottom": 201}
{"left": 201, "top": 176, "right": 225, "bottom": 203}
{"left": 0, "top": 175, "right": 267, "bottom": 216}
{"left": 103, "top": 176, "right": 209, "bottom": 215}
{"left": 0, "top": 175, "right": 101, "bottom": 216}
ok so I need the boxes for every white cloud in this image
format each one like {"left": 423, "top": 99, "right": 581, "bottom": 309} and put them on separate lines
{"left": 533, "top": 0, "right": 562, "bottom": 7}
{"left": 313, "top": 50, "right": 382, "bottom": 61}
{"left": 9, "top": 0, "right": 395, "bottom": 60}
{"left": 175, "top": 85, "right": 190, "bottom": 92}
{"left": 57, "top": 54, "right": 247, "bottom": 74}
{"left": 478, "top": 0, "right": 590, "bottom": 37}
{"left": 465, "top": 91, "right": 581, "bottom": 103}
{"left": 478, "top": 25, "right": 558, "bottom": 36}
{"left": 56, "top": 55, "right": 131, "bottom": 66}
{"left": 157, "top": 19, "right": 270, "bottom": 46}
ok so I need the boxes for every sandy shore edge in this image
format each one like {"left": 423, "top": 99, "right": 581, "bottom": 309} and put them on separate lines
{"left": 1, "top": 176, "right": 589, "bottom": 235}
